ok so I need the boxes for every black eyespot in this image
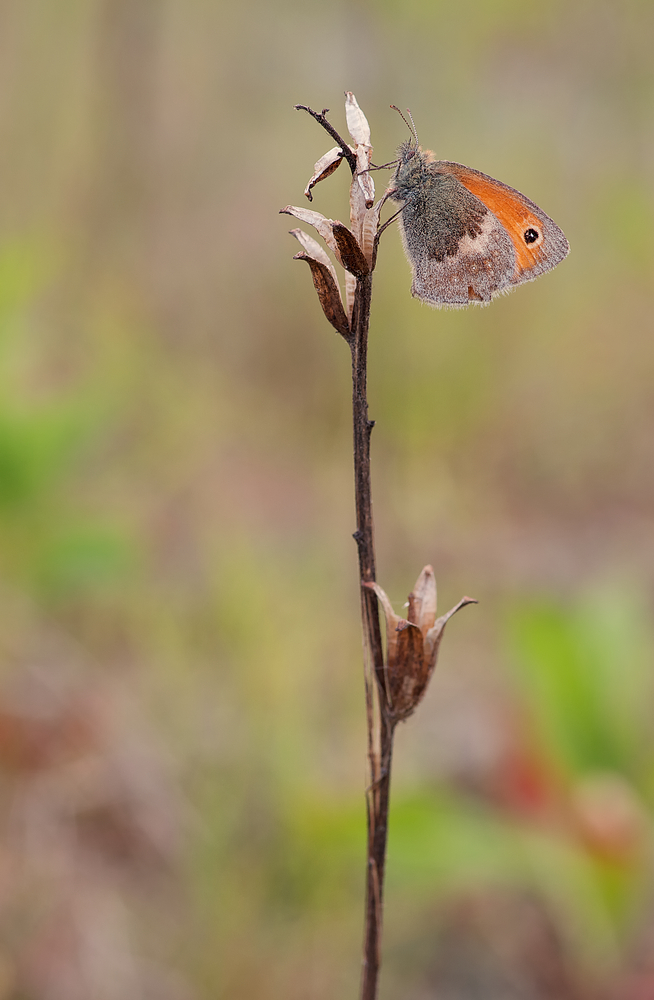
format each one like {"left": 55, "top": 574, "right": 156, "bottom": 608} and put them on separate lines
{"left": 524, "top": 228, "right": 539, "bottom": 244}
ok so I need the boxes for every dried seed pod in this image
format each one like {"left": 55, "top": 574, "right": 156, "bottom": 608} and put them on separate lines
{"left": 365, "top": 566, "right": 476, "bottom": 721}
{"left": 284, "top": 94, "right": 389, "bottom": 332}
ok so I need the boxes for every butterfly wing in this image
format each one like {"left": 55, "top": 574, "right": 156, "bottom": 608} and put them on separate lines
{"left": 396, "top": 164, "right": 517, "bottom": 307}
{"left": 435, "top": 161, "right": 569, "bottom": 284}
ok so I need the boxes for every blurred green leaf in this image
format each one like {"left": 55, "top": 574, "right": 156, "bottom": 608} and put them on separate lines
{"left": 36, "top": 522, "right": 137, "bottom": 598}
{"left": 507, "top": 592, "right": 653, "bottom": 783}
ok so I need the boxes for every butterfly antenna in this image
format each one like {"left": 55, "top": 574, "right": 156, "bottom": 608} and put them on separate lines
{"left": 390, "top": 105, "right": 419, "bottom": 148}
{"left": 405, "top": 108, "right": 419, "bottom": 147}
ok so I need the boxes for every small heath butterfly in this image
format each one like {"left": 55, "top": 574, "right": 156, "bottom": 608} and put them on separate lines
{"left": 388, "top": 110, "right": 569, "bottom": 307}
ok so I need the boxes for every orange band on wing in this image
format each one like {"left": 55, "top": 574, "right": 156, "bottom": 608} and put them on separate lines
{"left": 439, "top": 163, "right": 545, "bottom": 275}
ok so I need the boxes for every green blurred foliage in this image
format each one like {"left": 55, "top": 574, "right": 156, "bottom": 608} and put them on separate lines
{"left": 0, "top": 0, "right": 651, "bottom": 997}
{"left": 508, "top": 591, "right": 653, "bottom": 781}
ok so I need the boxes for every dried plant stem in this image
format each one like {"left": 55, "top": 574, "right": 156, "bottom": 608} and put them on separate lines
{"left": 351, "top": 272, "right": 395, "bottom": 1000}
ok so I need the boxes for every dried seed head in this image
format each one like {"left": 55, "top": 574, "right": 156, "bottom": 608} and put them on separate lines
{"left": 284, "top": 94, "right": 390, "bottom": 332}
{"left": 365, "top": 567, "right": 476, "bottom": 722}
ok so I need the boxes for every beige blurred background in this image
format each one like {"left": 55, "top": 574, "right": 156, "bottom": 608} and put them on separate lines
{"left": 0, "top": 1, "right": 652, "bottom": 998}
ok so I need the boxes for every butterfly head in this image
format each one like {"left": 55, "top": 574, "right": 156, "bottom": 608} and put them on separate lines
{"left": 391, "top": 142, "right": 435, "bottom": 203}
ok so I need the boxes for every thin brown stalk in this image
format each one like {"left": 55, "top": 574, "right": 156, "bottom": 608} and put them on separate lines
{"left": 350, "top": 271, "right": 395, "bottom": 1000}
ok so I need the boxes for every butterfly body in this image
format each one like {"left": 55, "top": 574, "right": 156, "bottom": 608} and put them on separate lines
{"left": 389, "top": 142, "right": 569, "bottom": 308}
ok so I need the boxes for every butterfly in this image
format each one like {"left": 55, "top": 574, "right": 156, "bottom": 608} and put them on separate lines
{"left": 387, "top": 112, "right": 569, "bottom": 308}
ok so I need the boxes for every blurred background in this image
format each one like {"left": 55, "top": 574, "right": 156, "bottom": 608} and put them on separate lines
{"left": 0, "top": 1, "right": 652, "bottom": 997}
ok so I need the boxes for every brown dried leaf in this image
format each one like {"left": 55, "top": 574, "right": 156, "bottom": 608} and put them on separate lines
{"left": 332, "top": 223, "right": 369, "bottom": 277}
{"left": 345, "top": 92, "right": 371, "bottom": 146}
{"left": 304, "top": 146, "right": 346, "bottom": 201}
{"left": 293, "top": 252, "right": 350, "bottom": 339}
{"left": 289, "top": 228, "right": 339, "bottom": 285}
